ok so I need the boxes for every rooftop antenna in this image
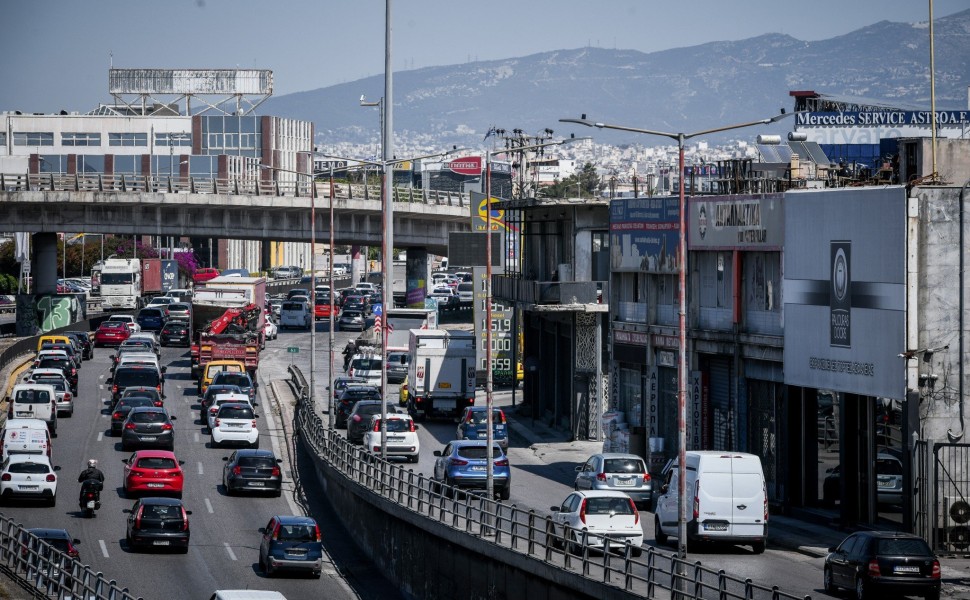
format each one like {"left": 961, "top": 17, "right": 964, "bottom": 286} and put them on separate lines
{"left": 109, "top": 50, "right": 113, "bottom": 68}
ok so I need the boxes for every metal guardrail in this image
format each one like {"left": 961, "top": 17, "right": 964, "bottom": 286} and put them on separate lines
{"left": 0, "top": 172, "right": 470, "bottom": 207}
{"left": 287, "top": 365, "right": 810, "bottom": 600}
{"left": 0, "top": 517, "right": 142, "bottom": 600}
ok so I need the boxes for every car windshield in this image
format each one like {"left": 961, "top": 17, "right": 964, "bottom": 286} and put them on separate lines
{"left": 168, "top": 304, "right": 190, "bottom": 312}
{"left": 239, "top": 457, "right": 276, "bottom": 468}
{"left": 344, "top": 389, "right": 380, "bottom": 399}
{"left": 205, "top": 385, "right": 241, "bottom": 400}
{"left": 38, "top": 358, "right": 70, "bottom": 370}
{"left": 352, "top": 359, "right": 380, "bottom": 370}
{"left": 118, "top": 398, "right": 155, "bottom": 409}
{"left": 33, "top": 378, "right": 66, "bottom": 392}
{"left": 584, "top": 496, "right": 635, "bottom": 515}
{"left": 456, "top": 446, "right": 503, "bottom": 460}
{"left": 116, "top": 371, "right": 160, "bottom": 387}
{"left": 277, "top": 524, "right": 317, "bottom": 542}
{"left": 14, "top": 389, "right": 51, "bottom": 404}
{"left": 379, "top": 419, "right": 411, "bottom": 432}
{"left": 876, "top": 458, "right": 903, "bottom": 475}
{"left": 163, "top": 324, "right": 187, "bottom": 333}
{"left": 356, "top": 404, "right": 384, "bottom": 416}
{"left": 8, "top": 462, "right": 50, "bottom": 474}
{"left": 131, "top": 411, "right": 167, "bottom": 424}
{"left": 875, "top": 538, "right": 932, "bottom": 556}
{"left": 603, "top": 458, "right": 646, "bottom": 474}
{"left": 219, "top": 406, "right": 254, "bottom": 419}
{"left": 342, "top": 311, "right": 362, "bottom": 318}
{"left": 214, "top": 373, "right": 252, "bottom": 388}
{"left": 142, "top": 504, "right": 180, "bottom": 519}
{"left": 139, "top": 309, "right": 162, "bottom": 318}
{"left": 137, "top": 457, "right": 176, "bottom": 469}
{"left": 466, "top": 410, "right": 504, "bottom": 425}
{"left": 281, "top": 302, "right": 304, "bottom": 311}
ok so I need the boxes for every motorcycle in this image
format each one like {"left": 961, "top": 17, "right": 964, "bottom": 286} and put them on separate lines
{"left": 79, "top": 479, "right": 103, "bottom": 518}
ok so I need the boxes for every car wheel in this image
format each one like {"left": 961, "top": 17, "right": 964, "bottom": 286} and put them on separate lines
{"left": 499, "top": 486, "right": 511, "bottom": 501}
{"left": 654, "top": 516, "right": 668, "bottom": 545}
{"left": 273, "top": 489, "right": 282, "bottom": 498}
{"left": 251, "top": 439, "right": 260, "bottom": 449}
{"left": 855, "top": 576, "right": 868, "bottom": 600}
{"left": 210, "top": 436, "right": 220, "bottom": 448}
{"left": 823, "top": 567, "right": 836, "bottom": 594}
{"left": 48, "top": 494, "right": 57, "bottom": 508}
{"left": 925, "top": 590, "right": 941, "bottom": 600}
{"left": 752, "top": 540, "right": 765, "bottom": 554}
{"left": 631, "top": 546, "right": 643, "bottom": 558}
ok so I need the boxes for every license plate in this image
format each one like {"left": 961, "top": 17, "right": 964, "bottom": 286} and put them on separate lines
{"left": 439, "top": 382, "right": 452, "bottom": 389}
{"left": 388, "top": 436, "right": 405, "bottom": 441}
{"left": 614, "top": 478, "right": 635, "bottom": 487}
{"left": 435, "top": 400, "right": 456, "bottom": 410}
{"left": 287, "top": 550, "right": 307, "bottom": 556}
{"left": 878, "top": 480, "right": 893, "bottom": 488}
{"left": 140, "top": 436, "right": 157, "bottom": 441}
{"left": 86, "top": 500, "right": 96, "bottom": 509}
{"left": 894, "top": 566, "right": 920, "bottom": 573}
{"left": 703, "top": 523, "right": 728, "bottom": 531}
{"left": 495, "top": 425, "right": 505, "bottom": 430}
{"left": 152, "top": 540, "right": 170, "bottom": 546}
{"left": 249, "top": 481, "right": 265, "bottom": 487}
{"left": 147, "top": 483, "right": 164, "bottom": 488}
{"left": 470, "top": 466, "right": 486, "bottom": 471}
{"left": 229, "top": 423, "right": 245, "bottom": 428}
{"left": 19, "top": 485, "right": 39, "bottom": 490}
{"left": 15, "top": 412, "right": 30, "bottom": 417}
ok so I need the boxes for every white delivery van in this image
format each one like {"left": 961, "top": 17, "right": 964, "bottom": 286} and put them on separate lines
{"left": 1, "top": 419, "right": 52, "bottom": 461}
{"left": 7, "top": 384, "right": 57, "bottom": 435}
{"left": 654, "top": 451, "right": 767, "bottom": 553}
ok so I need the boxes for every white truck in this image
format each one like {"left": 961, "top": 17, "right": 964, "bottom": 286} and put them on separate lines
{"left": 100, "top": 257, "right": 142, "bottom": 311}
{"left": 406, "top": 329, "right": 476, "bottom": 421}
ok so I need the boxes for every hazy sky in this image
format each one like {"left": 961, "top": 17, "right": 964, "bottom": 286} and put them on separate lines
{"left": 2, "top": 0, "right": 965, "bottom": 113}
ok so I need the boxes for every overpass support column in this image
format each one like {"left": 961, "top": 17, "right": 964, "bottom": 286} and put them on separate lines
{"left": 260, "top": 241, "right": 272, "bottom": 275}
{"left": 405, "top": 248, "right": 429, "bottom": 308}
{"left": 33, "top": 233, "right": 59, "bottom": 295}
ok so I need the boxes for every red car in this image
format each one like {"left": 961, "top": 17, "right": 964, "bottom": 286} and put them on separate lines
{"left": 94, "top": 321, "right": 131, "bottom": 347}
{"left": 192, "top": 268, "right": 221, "bottom": 285}
{"left": 123, "top": 450, "right": 185, "bottom": 498}
{"left": 314, "top": 298, "right": 335, "bottom": 321}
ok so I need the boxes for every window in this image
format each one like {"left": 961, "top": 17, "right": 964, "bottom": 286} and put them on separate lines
{"left": 154, "top": 133, "right": 191, "bottom": 147}
{"left": 38, "top": 155, "right": 68, "bottom": 173}
{"left": 13, "top": 132, "right": 53, "bottom": 146}
{"left": 0, "top": 132, "right": 6, "bottom": 145}
{"left": 113, "top": 155, "right": 140, "bottom": 174}
{"left": 76, "top": 155, "right": 104, "bottom": 173}
{"left": 108, "top": 132, "right": 147, "bottom": 147}
{"left": 61, "top": 132, "right": 101, "bottom": 147}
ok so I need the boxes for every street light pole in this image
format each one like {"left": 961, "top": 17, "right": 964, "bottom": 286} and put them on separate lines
{"left": 381, "top": 0, "right": 395, "bottom": 459}
{"left": 560, "top": 113, "right": 789, "bottom": 564}
{"left": 328, "top": 163, "right": 337, "bottom": 428}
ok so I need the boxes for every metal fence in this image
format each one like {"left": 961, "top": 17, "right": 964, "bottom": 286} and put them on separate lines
{"left": 288, "top": 365, "right": 811, "bottom": 600}
{"left": 0, "top": 172, "right": 469, "bottom": 207}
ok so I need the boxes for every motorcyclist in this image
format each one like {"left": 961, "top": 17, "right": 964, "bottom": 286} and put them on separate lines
{"left": 342, "top": 341, "right": 356, "bottom": 371}
{"left": 77, "top": 459, "right": 105, "bottom": 484}
{"left": 78, "top": 459, "right": 105, "bottom": 510}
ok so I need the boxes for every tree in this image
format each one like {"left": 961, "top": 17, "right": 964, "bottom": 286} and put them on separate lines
{"left": 538, "top": 162, "right": 603, "bottom": 199}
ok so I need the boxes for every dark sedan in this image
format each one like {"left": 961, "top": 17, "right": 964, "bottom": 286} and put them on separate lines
{"left": 335, "top": 385, "right": 382, "bottom": 429}
{"left": 125, "top": 497, "right": 191, "bottom": 553}
{"left": 65, "top": 331, "right": 94, "bottom": 360}
{"left": 121, "top": 407, "right": 176, "bottom": 451}
{"left": 159, "top": 321, "right": 190, "bottom": 347}
{"left": 111, "top": 396, "right": 160, "bottom": 435}
{"left": 136, "top": 307, "right": 167, "bottom": 332}
{"left": 824, "top": 531, "right": 940, "bottom": 600}
{"left": 346, "top": 400, "right": 390, "bottom": 444}
{"left": 222, "top": 449, "right": 283, "bottom": 496}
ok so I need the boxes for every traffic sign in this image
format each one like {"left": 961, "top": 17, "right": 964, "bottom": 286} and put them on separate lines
{"left": 287, "top": 346, "right": 299, "bottom": 354}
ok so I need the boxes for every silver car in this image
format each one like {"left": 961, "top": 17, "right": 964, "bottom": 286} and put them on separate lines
{"left": 574, "top": 453, "right": 653, "bottom": 509}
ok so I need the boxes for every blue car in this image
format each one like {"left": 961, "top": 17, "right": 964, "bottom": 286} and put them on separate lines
{"left": 136, "top": 307, "right": 167, "bottom": 332}
{"left": 432, "top": 440, "right": 511, "bottom": 500}
{"left": 259, "top": 515, "right": 323, "bottom": 578}
{"left": 455, "top": 407, "right": 509, "bottom": 450}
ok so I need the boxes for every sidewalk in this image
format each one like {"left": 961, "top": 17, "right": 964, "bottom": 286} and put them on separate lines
{"left": 487, "top": 386, "right": 970, "bottom": 590}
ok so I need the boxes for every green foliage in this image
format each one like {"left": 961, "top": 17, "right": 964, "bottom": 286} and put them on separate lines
{"left": 541, "top": 162, "right": 603, "bottom": 199}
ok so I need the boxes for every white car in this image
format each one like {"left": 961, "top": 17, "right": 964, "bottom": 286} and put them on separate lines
{"left": 362, "top": 414, "right": 420, "bottom": 463}
{"left": 105, "top": 315, "right": 141, "bottom": 334}
{"left": 263, "top": 318, "right": 278, "bottom": 341}
{"left": 550, "top": 491, "right": 644, "bottom": 556}
{"left": 210, "top": 402, "right": 260, "bottom": 449}
{"left": 0, "top": 454, "right": 58, "bottom": 506}
{"left": 146, "top": 296, "right": 176, "bottom": 307}
{"left": 207, "top": 393, "right": 253, "bottom": 431}
{"left": 25, "top": 369, "right": 74, "bottom": 417}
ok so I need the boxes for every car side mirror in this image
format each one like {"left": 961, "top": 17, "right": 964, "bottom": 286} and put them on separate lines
{"left": 433, "top": 450, "right": 442, "bottom": 457}
{"left": 185, "top": 510, "right": 193, "bottom": 515}
{"left": 179, "top": 460, "right": 186, "bottom": 465}
{"left": 161, "top": 366, "right": 167, "bottom": 373}
{"left": 255, "top": 414, "right": 260, "bottom": 419}
{"left": 122, "top": 509, "right": 131, "bottom": 514}
{"left": 53, "top": 466, "right": 61, "bottom": 472}
{"left": 222, "top": 457, "right": 229, "bottom": 461}
{"left": 413, "top": 425, "right": 420, "bottom": 430}
{"left": 574, "top": 465, "right": 582, "bottom": 472}
{"left": 105, "top": 378, "right": 113, "bottom": 384}
{"left": 550, "top": 506, "right": 560, "bottom": 512}
{"left": 122, "top": 459, "right": 128, "bottom": 464}
{"left": 258, "top": 527, "right": 265, "bottom": 534}
{"left": 72, "top": 538, "right": 81, "bottom": 544}
{"left": 276, "top": 458, "right": 283, "bottom": 463}
{"left": 170, "top": 415, "right": 177, "bottom": 420}
{"left": 828, "top": 546, "right": 838, "bottom": 552}
{"left": 660, "top": 484, "right": 669, "bottom": 495}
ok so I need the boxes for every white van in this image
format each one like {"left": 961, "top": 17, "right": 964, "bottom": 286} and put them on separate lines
{"left": 279, "top": 300, "right": 311, "bottom": 330}
{"left": 654, "top": 451, "right": 767, "bottom": 553}
{"left": 7, "top": 384, "right": 58, "bottom": 434}
{"left": 348, "top": 353, "right": 383, "bottom": 386}
{"left": 1, "top": 419, "right": 52, "bottom": 461}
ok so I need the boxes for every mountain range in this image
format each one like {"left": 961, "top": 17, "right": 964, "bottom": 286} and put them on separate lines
{"left": 264, "top": 9, "right": 970, "bottom": 148}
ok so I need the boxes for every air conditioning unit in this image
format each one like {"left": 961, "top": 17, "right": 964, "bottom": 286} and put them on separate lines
{"left": 940, "top": 495, "right": 970, "bottom": 552}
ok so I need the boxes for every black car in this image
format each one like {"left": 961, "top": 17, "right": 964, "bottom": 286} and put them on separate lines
{"left": 111, "top": 396, "right": 160, "bottom": 435}
{"left": 118, "top": 386, "right": 164, "bottom": 406}
{"left": 386, "top": 351, "right": 410, "bottom": 384}
{"left": 199, "top": 384, "right": 243, "bottom": 421}
{"left": 22, "top": 528, "right": 81, "bottom": 561}
{"left": 159, "top": 321, "right": 190, "bottom": 347}
{"left": 346, "top": 400, "right": 391, "bottom": 444}
{"left": 335, "top": 385, "right": 382, "bottom": 429}
{"left": 824, "top": 531, "right": 940, "bottom": 600}
{"left": 35, "top": 357, "right": 78, "bottom": 393}
{"left": 65, "top": 331, "right": 94, "bottom": 360}
{"left": 125, "top": 497, "right": 191, "bottom": 553}
{"left": 222, "top": 449, "right": 283, "bottom": 496}
{"left": 121, "top": 407, "right": 176, "bottom": 451}
{"left": 111, "top": 366, "right": 164, "bottom": 405}
{"left": 136, "top": 307, "right": 167, "bottom": 332}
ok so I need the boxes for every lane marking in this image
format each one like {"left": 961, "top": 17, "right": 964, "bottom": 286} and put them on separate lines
{"left": 197, "top": 461, "right": 204, "bottom": 475}
{"left": 97, "top": 432, "right": 103, "bottom": 442}
{"left": 205, "top": 498, "right": 214, "bottom": 514}
{"left": 99, "top": 539, "right": 109, "bottom": 558}
{"left": 194, "top": 432, "right": 200, "bottom": 443}
{"left": 223, "top": 542, "right": 237, "bottom": 561}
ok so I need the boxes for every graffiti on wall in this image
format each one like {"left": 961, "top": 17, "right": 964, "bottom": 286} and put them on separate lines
{"left": 31, "top": 294, "right": 82, "bottom": 333}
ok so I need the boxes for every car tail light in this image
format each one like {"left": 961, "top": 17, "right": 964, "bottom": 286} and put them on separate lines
{"left": 449, "top": 458, "right": 468, "bottom": 466}
{"left": 161, "top": 423, "right": 173, "bottom": 430}
{"left": 156, "top": 384, "right": 162, "bottom": 394}
{"left": 232, "top": 466, "right": 241, "bottom": 475}
{"left": 112, "top": 411, "right": 123, "bottom": 420}
{"left": 373, "top": 421, "right": 381, "bottom": 432}
{"left": 596, "top": 473, "right": 607, "bottom": 482}
{"left": 180, "top": 507, "right": 189, "bottom": 531}
{"left": 693, "top": 480, "right": 700, "bottom": 520}
{"left": 465, "top": 397, "right": 474, "bottom": 405}
{"left": 64, "top": 392, "right": 72, "bottom": 401}
{"left": 251, "top": 419, "right": 257, "bottom": 428}
{"left": 932, "top": 560, "right": 941, "bottom": 578}
{"left": 314, "top": 523, "right": 322, "bottom": 542}
{"left": 271, "top": 521, "right": 281, "bottom": 540}
{"left": 112, "top": 385, "right": 118, "bottom": 394}
{"left": 373, "top": 446, "right": 381, "bottom": 452}
{"left": 67, "top": 543, "right": 78, "bottom": 559}
{"left": 414, "top": 396, "right": 424, "bottom": 404}
{"left": 0, "top": 474, "right": 9, "bottom": 481}
{"left": 579, "top": 498, "right": 588, "bottom": 524}
{"left": 867, "top": 559, "right": 881, "bottom": 577}
{"left": 352, "top": 414, "right": 361, "bottom": 423}
{"left": 134, "top": 505, "right": 144, "bottom": 529}
{"left": 154, "top": 400, "right": 163, "bottom": 407}
{"left": 763, "top": 484, "right": 769, "bottom": 522}
{"left": 70, "top": 368, "right": 76, "bottom": 376}
{"left": 408, "top": 421, "right": 416, "bottom": 432}
{"left": 271, "top": 466, "right": 281, "bottom": 477}
{"left": 643, "top": 472, "right": 651, "bottom": 483}
{"left": 210, "top": 407, "right": 218, "bottom": 415}
{"left": 214, "top": 418, "right": 221, "bottom": 427}
{"left": 125, "top": 423, "right": 136, "bottom": 430}
{"left": 348, "top": 368, "right": 354, "bottom": 377}
{"left": 44, "top": 473, "right": 55, "bottom": 483}
{"left": 494, "top": 458, "right": 509, "bottom": 467}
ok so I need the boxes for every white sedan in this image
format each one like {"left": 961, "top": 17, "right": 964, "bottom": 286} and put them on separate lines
{"left": 550, "top": 491, "right": 643, "bottom": 556}
{"left": 263, "top": 318, "right": 278, "bottom": 341}
{"left": 0, "top": 454, "right": 58, "bottom": 506}
{"left": 105, "top": 314, "right": 141, "bottom": 334}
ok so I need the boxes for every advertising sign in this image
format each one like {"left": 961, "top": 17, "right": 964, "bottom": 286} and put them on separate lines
{"left": 610, "top": 196, "right": 680, "bottom": 273}
{"left": 161, "top": 260, "right": 179, "bottom": 293}
{"left": 783, "top": 187, "right": 907, "bottom": 399}
{"left": 447, "top": 156, "right": 482, "bottom": 176}
{"left": 689, "top": 194, "right": 784, "bottom": 249}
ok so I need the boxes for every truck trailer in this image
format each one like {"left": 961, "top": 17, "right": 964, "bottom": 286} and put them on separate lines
{"left": 189, "top": 276, "right": 266, "bottom": 379}
{"left": 406, "top": 329, "right": 476, "bottom": 421}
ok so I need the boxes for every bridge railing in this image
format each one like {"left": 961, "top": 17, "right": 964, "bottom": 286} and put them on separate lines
{"left": 1, "top": 172, "right": 469, "bottom": 207}
{"left": 288, "top": 365, "right": 811, "bottom": 600}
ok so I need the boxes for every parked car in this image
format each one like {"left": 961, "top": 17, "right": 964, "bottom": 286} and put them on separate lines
{"left": 121, "top": 407, "right": 176, "bottom": 452}
{"left": 123, "top": 450, "right": 185, "bottom": 498}
{"left": 337, "top": 309, "right": 365, "bottom": 332}
{"left": 94, "top": 321, "right": 131, "bottom": 347}
{"left": 159, "top": 321, "right": 191, "bottom": 347}
{"left": 432, "top": 440, "right": 511, "bottom": 500}
{"left": 222, "top": 449, "right": 283, "bottom": 496}
{"left": 823, "top": 453, "right": 904, "bottom": 506}
{"left": 125, "top": 497, "right": 191, "bottom": 552}
{"left": 550, "top": 491, "right": 644, "bottom": 556}
{"left": 824, "top": 531, "right": 940, "bottom": 600}
{"left": 210, "top": 402, "right": 260, "bottom": 449}
{"left": 0, "top": 454, "right": 58, "bottom": 506}
{"left": 274, "top": 266, "right": 303, "bottom": 280}
{"left": 335, "top": 386, "right": 382, "bottom": 429}
{"left": 573, "top": 453, "right": 652, "bottom": 509}
{"left": 363, "top": 414, "right": 420, "bottom": 462}
{"left": 193, "top": 268, "right": 221, "bottom": 285}
{"left": 259, "top": 515, "right": 323, "bottom": 577}
{"left": 455, "top": 407, "right": 509, "bottom": 450}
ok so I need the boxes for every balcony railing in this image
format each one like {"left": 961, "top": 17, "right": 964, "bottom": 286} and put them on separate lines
{"left": 493, "top": 275, "right": 604, "bottom": 306}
